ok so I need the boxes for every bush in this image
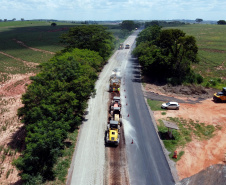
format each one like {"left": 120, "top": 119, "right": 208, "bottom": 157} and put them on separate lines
{"left": 209, "top": 79, "right": 217, "bottom": 86}
{"left": 196, "top": 74, "right": 203, "bottom": 84}
{"left": 205, "top": 82, "right": 210, "bottom": 88}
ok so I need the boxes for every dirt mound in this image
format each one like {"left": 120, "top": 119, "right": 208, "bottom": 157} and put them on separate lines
{"left": 146, "top": 83, "right": 218, "bottom": 100}
{"left": 176, "top": 164, "right": 226, "bottom": 185}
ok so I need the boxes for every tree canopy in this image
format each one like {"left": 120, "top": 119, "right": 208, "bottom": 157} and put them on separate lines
{"left": 136, "top": 25, "right": 161, "bottom": 46}
{"left": 14, "top": 48, "right": 104, "bottom": 182}
{"left": 217, "top": 20, "right": 226, "bottom": 25}
{"left": 195, "top": 18, "right": 203, "bottom": 23}
{"left": 120, "top": 20, "right": 136, "bottom": 31}
{"left": 60, "top": 25, "right": 115, "bottom": 60}
{"left": 133, "top": 26, "right": 202, "bottom": 84}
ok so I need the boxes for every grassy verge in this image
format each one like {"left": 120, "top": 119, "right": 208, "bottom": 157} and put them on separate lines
{"left": 147, "top": 99, "right": 164, "bottom": 111}
{"left": 157, "top": 117, "right": 219, "bottom": 162}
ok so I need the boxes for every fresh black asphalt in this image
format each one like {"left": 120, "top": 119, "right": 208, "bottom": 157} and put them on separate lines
{"left": 124, "top": 56, "right": 175, "bottom": 185}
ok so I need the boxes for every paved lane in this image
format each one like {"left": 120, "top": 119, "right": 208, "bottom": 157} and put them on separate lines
{"left": 121, "top": 38, "right": 175, "bottom": 185}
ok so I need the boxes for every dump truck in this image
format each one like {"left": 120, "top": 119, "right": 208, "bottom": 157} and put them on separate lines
{"left": 110, "top": 107, "right": 122, "bottom": 125}
{"left": 110, "top": 96, "right": 121, "bottom": 109}
{"left": 110, "top": 96, "right": 122, "bottom": 126}
{"left": 213, "top": 87, "right": 226, "bottom": 102}
{"left": 105, "top": 120, "right": 120, "bottom": 145}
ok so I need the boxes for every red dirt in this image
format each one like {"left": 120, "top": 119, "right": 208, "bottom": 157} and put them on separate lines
{"left": 145, "top": 83, "right": 226, "bottom": 180}
{"left": 0, "top": 39, "right": 54, "bottom": 184}
{"left": 0, "top": 73, "right": 34, "bottom": 184}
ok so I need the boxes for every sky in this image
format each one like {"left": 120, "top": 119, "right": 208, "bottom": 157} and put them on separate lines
{"left": 1, "top": 0, "right": 226, "bottom": 21}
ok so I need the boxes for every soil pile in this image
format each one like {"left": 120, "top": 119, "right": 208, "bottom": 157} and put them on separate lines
{"left": 176, "top": 164, "right": 226, "bottom": 185}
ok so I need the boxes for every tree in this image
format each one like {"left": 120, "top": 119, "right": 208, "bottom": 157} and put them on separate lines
{"left": 156, "top": 29, "right": 199, "bottom": 78}
{"left": 217, "top": 20, "right": 226, "bottom": 25}
{"left": 133, "top": 27, "right": 200, "bottom": 83}
{"left": 121, "top": 20, "right": 136, "bottom": 31}
{"left": 60, "top": 25, "right": 115, "bottom": 60}
{"left": 195, "top": 18, "right": 203, "bottom": 23}
{"left": 136, "top": 25, "right": 161, "bottom": 46}
{"left": 51, "top": 22, "right": 57, "bottom": 26}
{"left": 145, "top": 21, "right": 159, "bottom": 28}
{"left": 15, "top": 48, "right": 103, "bottom": 182}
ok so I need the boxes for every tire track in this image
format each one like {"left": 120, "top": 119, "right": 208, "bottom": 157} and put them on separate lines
{"left": 12, "top": 39, "right": 55, "bottom": 55}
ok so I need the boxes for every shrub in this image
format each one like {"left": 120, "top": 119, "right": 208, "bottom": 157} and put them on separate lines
{"left": 196, "top": 74, "right": 203, "bottom": 84}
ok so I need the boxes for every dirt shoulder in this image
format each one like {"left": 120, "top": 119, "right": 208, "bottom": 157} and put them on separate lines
{"left": 143, "top": 83, "right": 226, "bottom": 181}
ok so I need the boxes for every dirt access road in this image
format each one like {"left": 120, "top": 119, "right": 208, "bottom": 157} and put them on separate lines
{"left": 144, "top": 83, "right": 226, "bottom": 181}
{"left": 67, "top": 33, "right": 138, "bottom": 185}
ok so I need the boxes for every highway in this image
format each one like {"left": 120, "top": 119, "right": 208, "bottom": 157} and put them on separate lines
{"left": 67, "top": 30, "right": 175, "bottom": 185}
{"left": 121, "top": 31, "right": 175, "bottom": 185}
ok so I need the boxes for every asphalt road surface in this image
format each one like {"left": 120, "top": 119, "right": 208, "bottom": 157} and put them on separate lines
{"left": 120, "top": 34, "right": 175, "bottom": 185}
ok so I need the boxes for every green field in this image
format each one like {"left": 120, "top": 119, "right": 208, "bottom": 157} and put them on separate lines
{"left": 0, "top": 21, "right": 128, "bottom": 83}
{"left": 165, "top": 24, "right": 226, "bottom": 88}
{"left": 1, "top": 22, "right": 225, "bottom": 87}
{"left": 0, "top": 21, "right": 79, "bottom": 81}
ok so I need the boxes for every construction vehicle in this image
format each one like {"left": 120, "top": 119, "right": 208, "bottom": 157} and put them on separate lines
{"left": 105, "top": 120, "right": 120, "bottom": 145}
{"left": 125, "top": 44, "right": 130, "bottom": 49}
{"left": 118, "top": 43, "right": 124, "bottom": 50}
{"left": 111, "top": 96, "right": 121, "bottom": 109}
{"left": 109, "top": 74, "right": 121, "bottom": 92}
{"left": 213, "top": 87, "right": 226, "bottom": 102}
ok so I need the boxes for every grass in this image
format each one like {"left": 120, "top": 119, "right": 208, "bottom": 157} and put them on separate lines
{"left": 157, "top": 117, "right": 218, "bottom": 162}
{"left": 147, "top": 99, "right": 164, "bottom": 111}
{"left": 164, "top": 24, "right": 226, "bottom": 88}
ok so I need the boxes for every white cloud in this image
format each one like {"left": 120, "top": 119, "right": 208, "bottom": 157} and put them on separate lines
{"left": 1, "top": 0, "right": 226, "bottom": 20}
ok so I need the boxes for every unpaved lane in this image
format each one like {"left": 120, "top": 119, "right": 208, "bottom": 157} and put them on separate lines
{"left": 68, "top": 32, "right": 137, "bottom": 185}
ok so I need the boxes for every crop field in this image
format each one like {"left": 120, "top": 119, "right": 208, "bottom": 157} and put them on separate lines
{"left": 0, "top": 21, "right": 82, "bottom": 82}
{"left": 0, "top": 21, "right": 128, "bottom": 83}
{"left": 165, "top": 24, "right": 226, "bottom": 88}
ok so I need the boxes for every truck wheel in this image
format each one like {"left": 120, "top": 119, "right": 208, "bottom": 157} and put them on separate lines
{"left": 119, "top": 118, "right": 122, "bottom": 126}
{"left": 216, "top": 98, "right": 222, "bottom": 103}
